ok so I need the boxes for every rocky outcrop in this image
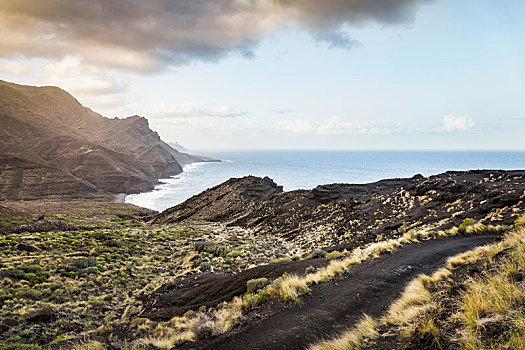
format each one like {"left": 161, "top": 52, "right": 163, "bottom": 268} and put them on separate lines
{"left": 26, "top": 307, "right": 56, "bottom": 323}
{"left": 152, "top": 176, "right": 283, "bottom": 223}
{"left": 153, "top": 170, "right": 525, "bottom": 251}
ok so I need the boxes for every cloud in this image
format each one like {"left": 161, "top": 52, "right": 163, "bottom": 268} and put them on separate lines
{"left": 0, "top": 0, "right": 431, "bottom": 72}
{"left": 273, "top": 109, "right": 293, "bottom": 115}
{"left": 151, "top": 117, "right": 261, "bottom": 136}
{"left": 0, "top": 60, "right": 30, "bottom": 76}
{"left": 39, "top": 56, "right": 134, "bottom": 114}
{"left": 441, "top": 114, "right": 475, "bottom": 131}
{"left": 276, "top": 119, "right": 316, "bottom": 134}
{"left": 416, "top": 114, "right": 476, "bottom": 133}
{"left": 147, "top": 103, "right": 247, "bottom": 119}
{"left": 313, "top": 31, "right": 361, "bottom": 50}
{"left": 40, "top": 56, "right": 129, "bottom": 95}
{"left": 276, "top": 116, "right": 402, "bottom": 135}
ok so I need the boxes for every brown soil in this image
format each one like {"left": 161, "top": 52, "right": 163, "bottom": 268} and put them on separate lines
{"left": 142, "top": 257, "right": 329, "bottom": 320}
{"left": 181, "top": 234, "right": 500, "bottom": 350}
{"left": 371, "top": 246, "right": 514, "bottom": 349}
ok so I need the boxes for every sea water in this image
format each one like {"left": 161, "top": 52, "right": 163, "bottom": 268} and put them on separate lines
{"left": 125, "top": 150, "right": 525, "bottom": 211}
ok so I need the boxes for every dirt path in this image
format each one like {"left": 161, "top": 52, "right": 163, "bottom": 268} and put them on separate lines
{"left": 185, "top": 234, "right": 499, "bottom": 350}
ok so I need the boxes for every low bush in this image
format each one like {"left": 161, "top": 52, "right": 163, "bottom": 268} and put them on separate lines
{"left": 73, "top": 258, "right": 98, "bottom": 269}
{"left": 194, "top": 241, "right": 230, "bottom": 257}
{"left": 305, "top": 250, "right": 327, "bottom": 260}
{"left": 246, "top": 278, "right": 269, "bottom": 294}
{"left": 326, "top": 251, "right": 343, "bottom": 260}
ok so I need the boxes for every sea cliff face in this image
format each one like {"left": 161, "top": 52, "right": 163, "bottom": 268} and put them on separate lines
{"left": 0, "top": 80, "right": 213, "bottom": 200}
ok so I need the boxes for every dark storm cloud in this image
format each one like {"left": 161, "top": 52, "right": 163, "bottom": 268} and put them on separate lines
{"left": 0, "top": 0, "right": 431, "bottom": 72}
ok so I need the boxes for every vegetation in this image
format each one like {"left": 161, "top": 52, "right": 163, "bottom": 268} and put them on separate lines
{"left": 133, "top": 219, "right": 507, "bottom": 348}
{"left": 0, "top": 196, "right": 518, "bottom": 349}
{"left": 0, "top": 202, "right": 294, "bottom": 348}
{"left": 309, "top": 217, "right": 525, "bottom": 350}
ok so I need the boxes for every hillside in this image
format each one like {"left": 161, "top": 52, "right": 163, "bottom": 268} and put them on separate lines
{"left": 0, "top": 170, "right": 523, "bottom": 349}
{"left": 0, "top": 80, "right": 216, "bottom": 199}
{"left": 153, "top": 170, "right": 525, "bottom": 252}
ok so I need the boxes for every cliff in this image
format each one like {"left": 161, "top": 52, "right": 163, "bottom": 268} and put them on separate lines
{"left": 0, "top": 79, "right": 213, "bottom": 199}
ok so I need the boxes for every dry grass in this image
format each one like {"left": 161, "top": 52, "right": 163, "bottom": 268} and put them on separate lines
{"left": 307, "top": 221, "right": 517, "bottom": 350}
{"left": 310, "top": 315, "right": 378, "bottom": 350}
{"left": 278, "top": 274, "right": 311, "bottom": 302}
{"left": 382, "top": 277, "right": 433, "bottom": 327}
{"left": 455, "top": 227, "right": 525, "bottom": 349}
{"left": 72, "top": 342, "right": 105, "bottom": 350}
{"left": 138, "top": 218, "right": 505, "bottom": 347}
{"left": 279, "top": 221, "right": 495, "bottom": 303}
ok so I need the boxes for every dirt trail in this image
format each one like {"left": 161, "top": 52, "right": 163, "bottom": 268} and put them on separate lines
{"left": 185, "top": 234, "right": 499, "bottom": 350}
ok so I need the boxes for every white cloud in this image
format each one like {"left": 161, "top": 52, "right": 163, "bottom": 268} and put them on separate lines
{"left": 441, "top": 114, "right": 475, "bottom": 131}
{"left": 276, "top": 116, "right": 402, "bottom": 135}
{"left": 0, "top": 61, "right": 30, "bottom": 76}
{"left": 151, "top": 116, "right": 261, "bottom": 136}
{"left": 147, "top": 103, "right": 247, "bottom": 119}
{"left": 275, "top": 119, "right": 316, "bottom": 134}
{"left": 202, "top": 105, "right": 247, "bottom": 118}
{"left": 419, "top": 114, "right": 476, "bottom": 133}
{"left": 40, "top": 56, "right": 129, "bottom": 95}
{"left": 38, "top": 56, "right": 135, "bottom": 115}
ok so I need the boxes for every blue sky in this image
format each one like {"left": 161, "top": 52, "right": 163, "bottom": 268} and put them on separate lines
{"left": 1, "top": 0, "right": 524, "bottom": 150}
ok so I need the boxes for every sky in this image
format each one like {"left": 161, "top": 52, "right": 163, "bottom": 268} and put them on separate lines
{"left": 0, "top": 0, "right": 524, "bottom": 150}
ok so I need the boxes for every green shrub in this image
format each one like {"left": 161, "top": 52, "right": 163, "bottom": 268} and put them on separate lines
{"left": 15, "top": 288, "right": 42, "bottom": 300}
{"left": 195, "top": 241, "right": 230, "bottom": 257}
{"left": 78, "top": 266, "right": 99, "bottom": 275}
{"left": 246, "top": 278, "right": 269, "bottom": 294}
{"left": 183, "top": 310, "right": 196, "bottom": 319}
{"left": 23, "top": 273, "right": 37, "bottom": 280}
{"left": 7, "top": 269, "right": 26, "bottom": 279}
{"left": 21, "top": 265, "right": 45, "bottom": 274}
{"left": 73, "top": 258, "right": 98, "bottom": 269}
{"left": 326, "top": 251, "right": 343, "bottom": 260}
{"left": 91, "top": 232, "right": 108, "bottom": 240}
{"left": 459, "top": 218, "right": 477, "bottom": 231}
{"left": 0, "top": 343, "right": 41, "bottom": 350}
{"left": 243, "top": 292, "right": 267, "bottom": 309}
{"left": 104, "top": 239, "right": 123, "bottom": 248}
{"left": 306, "top": 250, "right": 327, "bottom": 259}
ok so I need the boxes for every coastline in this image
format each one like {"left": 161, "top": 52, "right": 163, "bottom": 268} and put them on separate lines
{"left": 124, "top": 161, "right": 210, "bottom": 211}
{"left": 122, "top": 150, "right": 525, "bottom": 212}
{"left": 113, "top": 193, "right": 127, "bottom": 203}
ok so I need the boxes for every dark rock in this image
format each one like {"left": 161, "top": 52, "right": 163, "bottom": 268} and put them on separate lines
{"left": 26, "top": 307, "right": 56, "bottom": 323}
{"left": 16, "top": 242, "right": 40, "bottom": 252}
{"left": 151, "top": 176, "right": 283, "bottom": 224}
{"left": 6, "top": 219, "right": 81, "bottom": 234}
{"left": 152, "top": 170, "right": 525, "bottom": 253}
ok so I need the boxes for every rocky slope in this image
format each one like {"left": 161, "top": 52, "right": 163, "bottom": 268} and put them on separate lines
{"left": 0, "top": 80, "right": 216, "bottom": 199}
{"left": 153, "top": 170, "right": 525, "bottom": 251}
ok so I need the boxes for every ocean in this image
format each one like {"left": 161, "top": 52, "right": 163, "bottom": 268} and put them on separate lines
{"left": 125, "top": 150, "right": 525, "bottom": 212}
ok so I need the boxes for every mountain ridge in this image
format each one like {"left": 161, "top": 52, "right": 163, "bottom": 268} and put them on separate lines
{"left": 0, "top": 79, "right": 216, "bottom": 200}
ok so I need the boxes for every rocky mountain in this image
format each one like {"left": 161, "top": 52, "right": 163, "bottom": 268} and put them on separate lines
{"left": 152, "top": 170, "right": 525, "bottom": 251}
{"left": 0, "top": 79, "right": 216, "bottom": 200}
{"left": 168, "top": 142, "right": 189, "bottom": 153}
